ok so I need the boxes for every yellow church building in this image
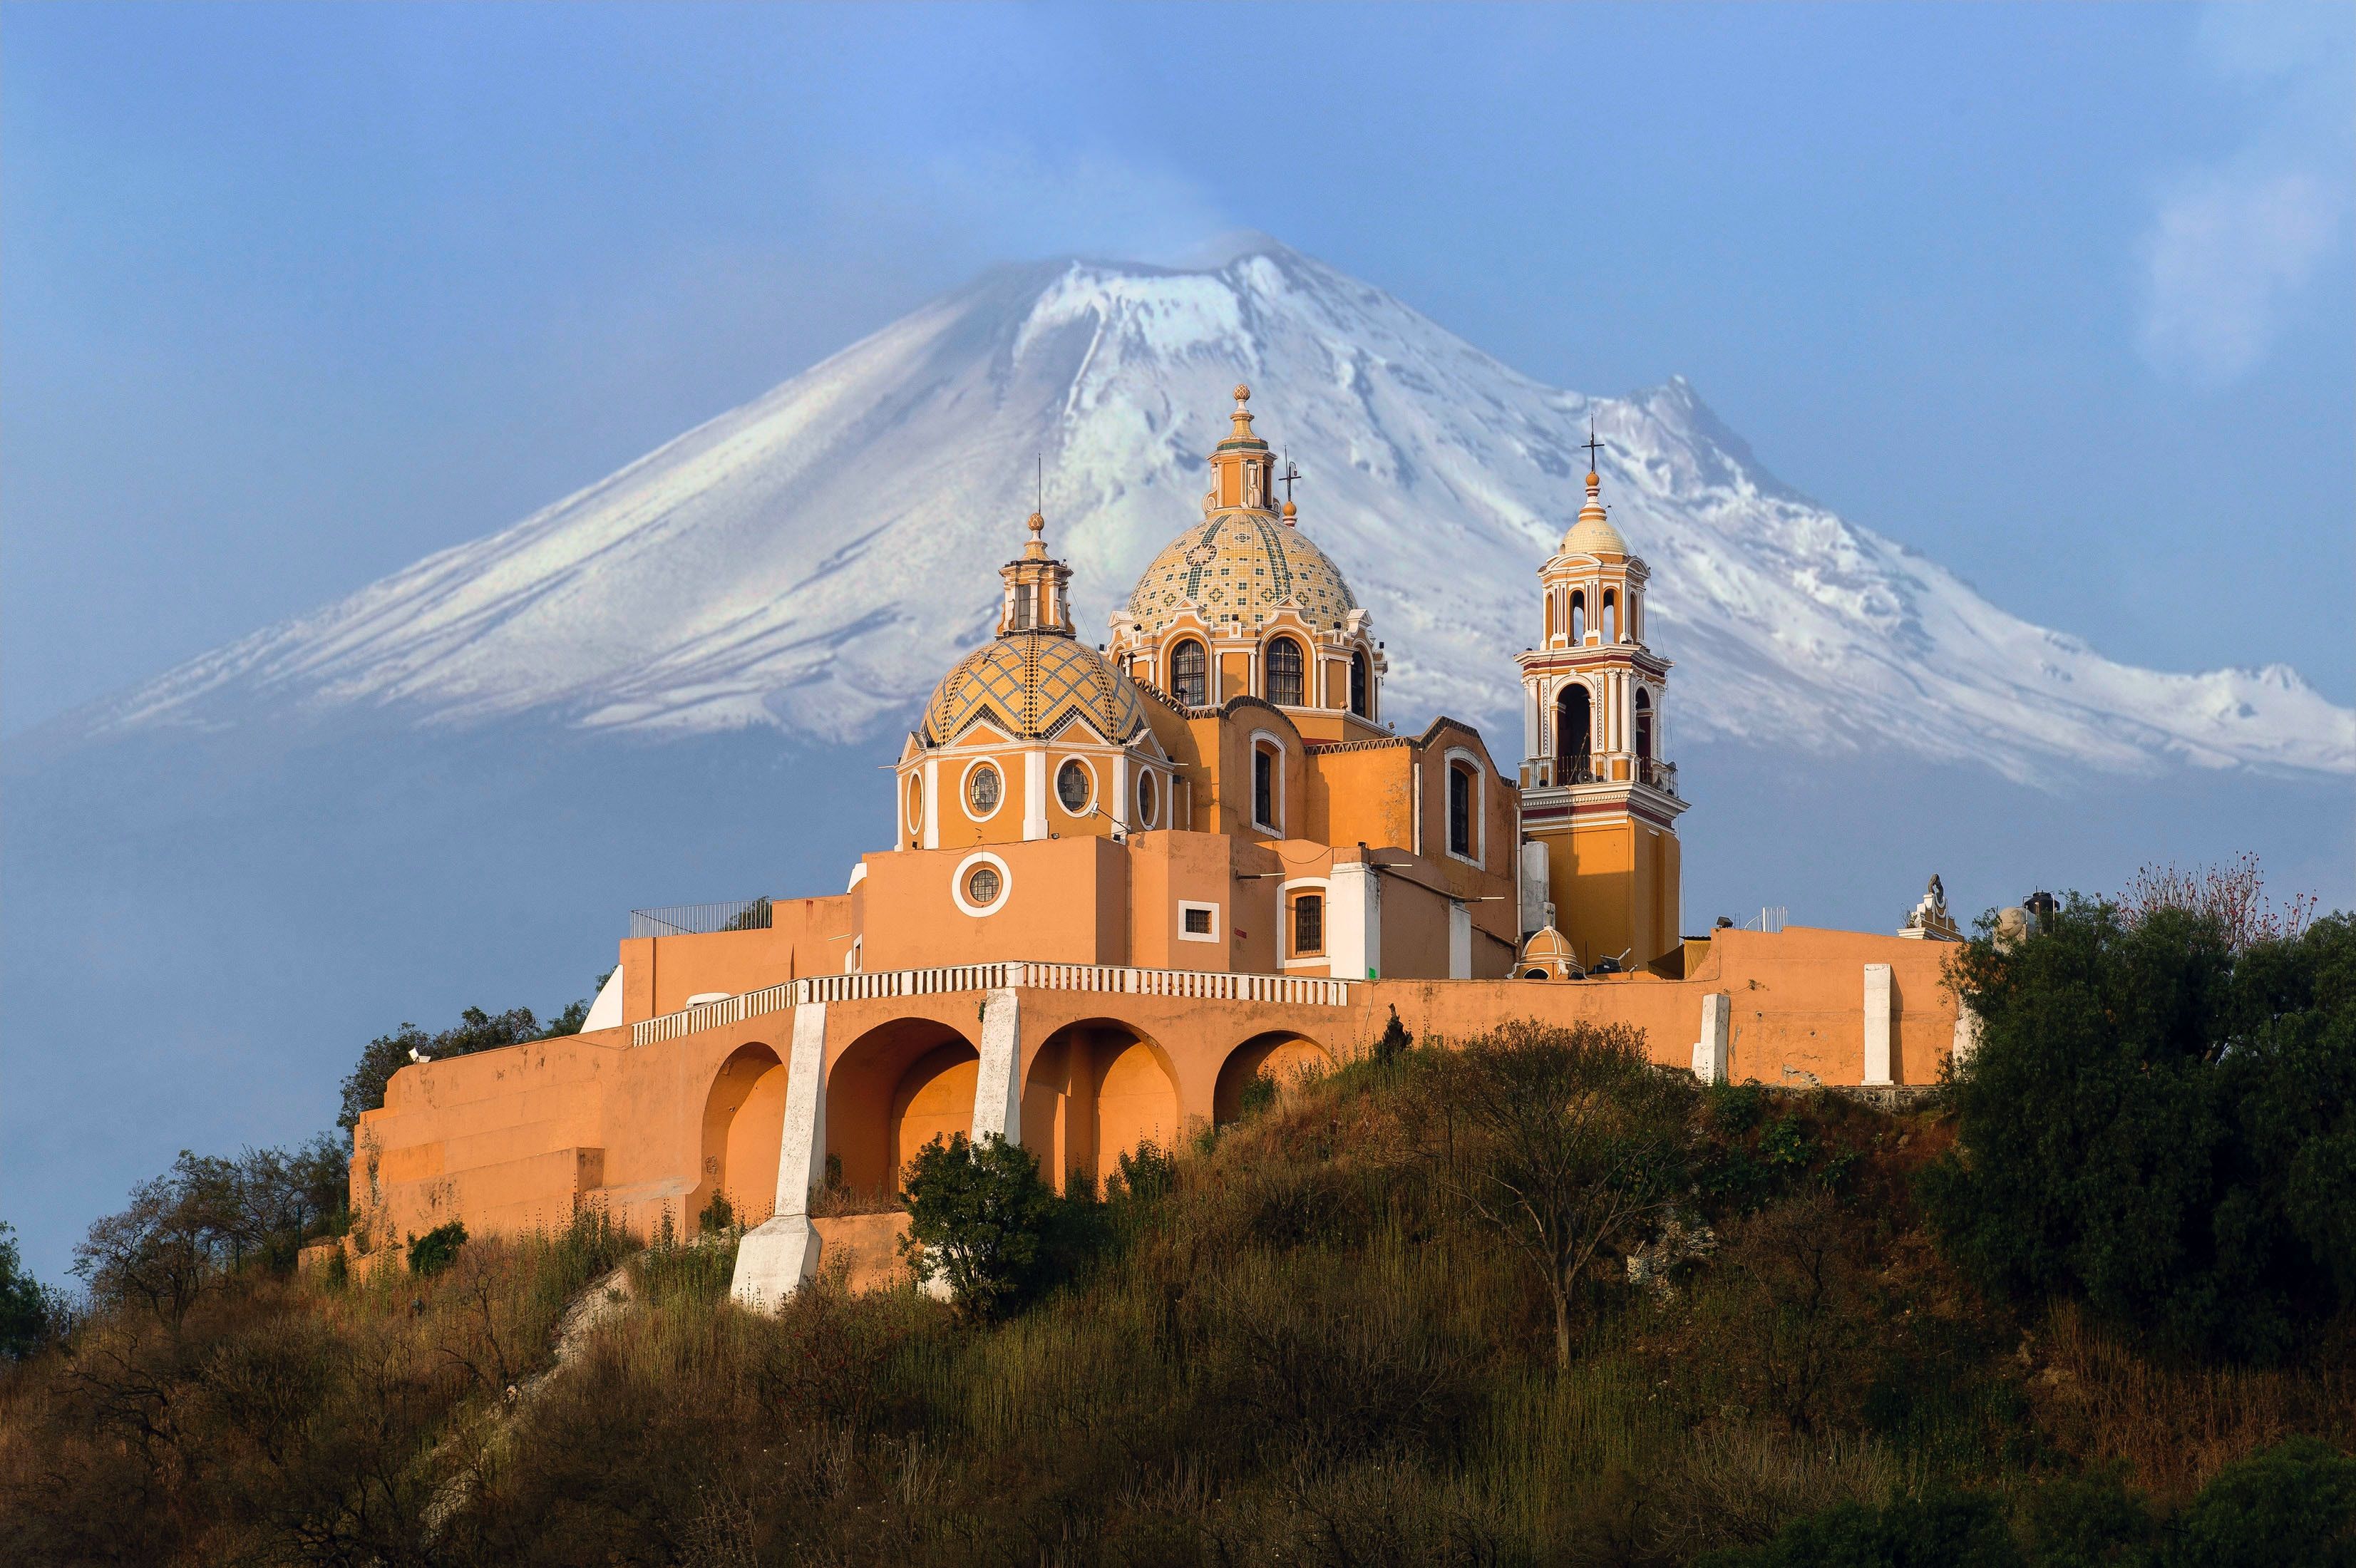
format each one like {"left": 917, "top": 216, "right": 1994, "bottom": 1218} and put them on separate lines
{"left": 350, "top": 384, "right": 1970, "bottom": 1304}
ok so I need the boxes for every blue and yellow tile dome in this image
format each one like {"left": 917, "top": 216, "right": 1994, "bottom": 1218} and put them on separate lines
{"left": 922, "top": 631, "right": 1149, "bottom": 746}
{"left": 1124, "top": 508, "right": 1358, "bottom": 642}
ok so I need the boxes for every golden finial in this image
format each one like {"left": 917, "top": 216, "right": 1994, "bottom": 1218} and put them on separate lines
{"left": 1234, "top": 383, "right": 1251, "bottom": 404}
{"left": 1023, "top": 509, "right": 1048, "bottom": 559}
{"left": 1281, "top": 499, "right": 1297, "bottom": 527}
{"left": 1229, "top": 382, "right": 1257, "bottom": 442}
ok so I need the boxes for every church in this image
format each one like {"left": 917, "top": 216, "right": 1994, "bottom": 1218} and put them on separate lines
{"left": 350, "top": 386, "right": 1969, "bottom": 1301}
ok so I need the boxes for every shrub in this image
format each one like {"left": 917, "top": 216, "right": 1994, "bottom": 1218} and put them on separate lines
{"left": 0, "top": 1222, "right": 52, "bottom": 1359}
{"left": 698, "top": 1189, "right": 736, "bottom": 1236}
{"left": 899, "top": 1133, "right": 1060, "bottom": 1320}
{"left": 1923, "top": 901, "right": 2355, "bottom": 1361}
{"left": 1697, "top": 1490, "right": 2024, "bottom": 1567}
{"left": 2170, "top": 1438, "right": 2356, "bottom": 1568}
{"left": 407, "top": 1220, "right": 467, "bottom": 1278}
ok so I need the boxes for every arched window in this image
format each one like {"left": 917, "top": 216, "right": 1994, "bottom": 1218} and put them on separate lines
{"left": 1634, "top": 689, "right": 1653, "bottom": 761}
{"left": 1252, "top": 743, "right": 1278, "bottom": 830}
{"left": 1265, "top": 636, "right": 1305, "bottom": 707}
{"left": 1448, "top": 762, "right": 1476, "bottom": 859}
{"left": 1349, "top": 650, "right": 1369, "bottom": 718}
{"left": 1569, "top": 591, "right": 1586, "bottom": 643}
{"left": 1170, "top": 639, "right": 1208, "bottom": 706}
{"left": 1555, "top": 684, "right": 1593, "bottom": 783}
{"left": 1602, "top": 589, "right": 1617, "bottom": 644}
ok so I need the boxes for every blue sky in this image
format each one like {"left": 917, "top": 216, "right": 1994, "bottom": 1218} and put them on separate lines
{"left": 4, "top": 0, "right": 2352, "bottom": 734}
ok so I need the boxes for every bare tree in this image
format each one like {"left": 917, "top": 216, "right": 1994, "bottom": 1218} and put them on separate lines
{"left": 2118, "top": 853, "right": 2315, "bottom": 954}
{"left": 1415, "top": 1021, "right": 1693, "bottom": 1368}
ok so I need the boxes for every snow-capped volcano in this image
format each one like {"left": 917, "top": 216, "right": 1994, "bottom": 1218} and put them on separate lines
{"left": 75, "top": 240, "right": 2352, "bottom": 783}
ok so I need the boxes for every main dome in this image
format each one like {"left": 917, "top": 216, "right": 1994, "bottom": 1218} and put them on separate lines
{"left": 921, "top": 631, "right": 1148, "bottom": 746}
{"left": 1124, "top": 510, "right": 1359, "bottom": 641}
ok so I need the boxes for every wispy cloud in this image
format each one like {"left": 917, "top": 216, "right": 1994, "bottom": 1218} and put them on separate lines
{"left": 2138, "top": 4, "right": 2354, "bottom": 384}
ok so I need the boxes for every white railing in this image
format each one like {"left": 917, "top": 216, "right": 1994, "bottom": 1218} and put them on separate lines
{"left": 628, "top": 961, "right": 1352, "bottom": 1047}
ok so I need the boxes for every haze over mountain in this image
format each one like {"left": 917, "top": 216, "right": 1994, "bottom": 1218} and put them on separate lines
{"left": 66, "top": 239, "right": 2351, "bottom": 784}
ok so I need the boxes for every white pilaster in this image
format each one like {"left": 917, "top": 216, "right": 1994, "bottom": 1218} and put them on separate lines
{"left": 1863, "top": 964, "right": 1894, "bottom": 1086}
{"left": 971, "top": 987, "right": 1022, "bottom": 1145}
{"left": 1327, "top": 860, "right": 1383, "bottom": 979}
{"left": 1692, "top": 992, "right": 1731, "bottom": 1084}
{"left": 1447, "top": 899, "right": 1471, "bottom": 979}
{"left": 922, "top": 758, "right": 940, "bottom": 849}
{"left": 1951, "top": 1002, "right": 1981, "bottom": 1070}
{"left": 1111, "top": 753, "right": 1130, "bottom": 835}
{"left": 1518, "top": 841, "right": 1550, "bottom": 938}
{"left": 1024, "top": 748, "right": 1048, "bottom": 841}
{"left": 730, "top": 1002, "right": 830, "bottom": 1309}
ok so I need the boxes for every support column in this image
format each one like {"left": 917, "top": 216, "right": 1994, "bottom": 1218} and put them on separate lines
{"left": 1447, "top": 899, "right": 1471, "bottom": 979}
{"left": 1024, "top": 749, "right": 1048, "bottom": 841}
{"left": 1692, "top": 992, "right": 1731, "bottom": 1084}
{"left": 1327, "top": 860, "right": 1382, "bottom": 980}
{"left": 921, "top": 759, "right": 940, "bottom": 849}
{"left": 1863, "top": 964, "right": 1894, "bottom": 1086}
{"left": 1951, "top": 1002, "right": 1981, "bottom": 1070}
{"left": 730, "top": 1002, "right": 829, "bottom": 1309}
{"left": 972, "top": 987, "right": 1022, "bottom": 1145}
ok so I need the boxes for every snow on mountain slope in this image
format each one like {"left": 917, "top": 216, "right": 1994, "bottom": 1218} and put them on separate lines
{"left": 76, "top": 241, "right": 2352, "bottom": 783}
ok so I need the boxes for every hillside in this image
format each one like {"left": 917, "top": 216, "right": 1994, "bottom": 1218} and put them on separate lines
{"left": 10, "top": 896, "right": 2355, "bottom": 1568}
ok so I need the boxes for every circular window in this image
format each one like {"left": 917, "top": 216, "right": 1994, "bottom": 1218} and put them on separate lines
{"left": 964, "top": 762, "right": 1002, "bottom": 817}
{"left": 1136, "top": 769, "right": 1158, "bottom": 827}
{"left": 1056, "top": 758, "right": 1091, "bottom": 813}
{"left": 966, "top": 865, "right": 1002, "bottom": 907}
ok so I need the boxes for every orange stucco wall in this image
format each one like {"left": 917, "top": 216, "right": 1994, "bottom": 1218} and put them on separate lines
{"left": 351, "top": 926, "right": 1964, "bottom": 1252}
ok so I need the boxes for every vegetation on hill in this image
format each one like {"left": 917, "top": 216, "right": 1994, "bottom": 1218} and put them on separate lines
{"left": 3, "top": 887, "right": 2351, "bottom": 1565}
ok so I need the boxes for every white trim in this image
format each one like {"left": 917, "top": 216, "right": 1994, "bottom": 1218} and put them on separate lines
{"left": 959, "top": 757, "right": 1006, "bottom": 823}
{"left": 1134, "top": 766, "right": 1160, "bottom": 830}
{"left": 1248, "top": 728, "right": 1285, "bottom": 835}
{"left": 952, "top": 850, "right": 1012, "bottom": 917}
{"left": 1024, "top": 748, "right": 1048, "bottom": 841}
{"left": 922, "top": 758, "right": 940, "bottom": 849}
{"left": 1053, "top": 755, "right": 1097, "bottom": 817}
{"left": 1280, "top": 877, "right": 1331, "bottom": 968}
{"left": 1176, "top": 899, "right": 1221, "bottom": 944}
{"left": 1447, "top": 900, "right": 1471, "bottom": 979}
{"left": 845, "top": 862, "right": 868, "bottom": 892}
{"left": 1441, "top": 746, "right": 1487, "bottom": 869}
{"left": 583, "top": 965, "right": 625, "bottom": 1032}
{"left": 845, "top": 937, "right": 863, "bottom": 974}
{"left": 1327, "top": 862, "right": 1381, "bottom": 980}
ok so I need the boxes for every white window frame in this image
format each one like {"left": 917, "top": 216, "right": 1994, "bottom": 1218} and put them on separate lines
{"left": 1441, "top": 746, "right": 1486, "bottom": 870}
{"left": 960, "top": 756, "right": 1007, "bottom": 823}
{"left": 1053, "top": 755, "right": 1097, "bottom": 817}
{"left": 1134, "top": 767, "right": 1161, "bottom": 829}
{"left": 1177, "top": 899, "right": 1221, "bottom": 944}
{"left": 952, "top": 850, "right": 1012, "bottom": 917}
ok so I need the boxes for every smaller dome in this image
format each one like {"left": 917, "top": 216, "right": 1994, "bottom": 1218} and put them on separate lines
{"left": 922, "top": 631, "right": 1148, "bottom": 746}
{"left": 1560, "top": 471, "right": 1627, "bottom": 557}
{"left": 1521, "top": 927, "right": 1575, "bottom": 963}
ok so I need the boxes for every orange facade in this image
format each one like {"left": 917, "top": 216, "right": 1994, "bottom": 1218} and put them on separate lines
{"left": 349, "top": 386, "right": 1965, "bottom": 1295}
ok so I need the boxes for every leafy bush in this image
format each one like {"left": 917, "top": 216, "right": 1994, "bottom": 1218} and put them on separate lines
{"left": 1698, "top": 1490, "right": 2020, "bottom": 1568}
{"left": 899, "top": 1133, "right": 1063, "bottom": 1320}
{"left": 2171, "top": 1438, "right": 2356, "bottom": 1568}
{"left": 1923, "top": 900, "right": 2356, "bottom": 1361}
{"left": 339, "top": 996, "right": 602, "bottom": 1130}
{"left": 0, "top": 1222, "right": 54, "bottom": 1359}
{"left": 406, "top": 1220, "right": 467, "bottom": 1278}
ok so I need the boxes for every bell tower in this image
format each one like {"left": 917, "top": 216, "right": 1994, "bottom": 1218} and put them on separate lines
{"left": 1513, "top": 451, "right": 1688, "bottom": 971}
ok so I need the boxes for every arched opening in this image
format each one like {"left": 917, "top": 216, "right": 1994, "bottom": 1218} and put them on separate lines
{"left": 1554, "top": 684, "right": 1593, "bottom": 783}
{"left": 1635, "top": 689, "right": 1653, "bottom": 762}
{"left": 1214, "top": 1033, "right": 1335, "bottom": 1125}
{"left": 1602, "top": 589, "right": 1618, "bottom": 644}
{"left": 1265, "top": 636, "right": 1305, "bottom": 707}
{"left": 1170, "top": 638, "right": 1208, "bottom": 706}
{"left": 1252, "top": 742, "right": 1280, "bottom": 831}
{"left": 1523, "top": 967, "right": 1550, "bottom": 980}
{"left": 1570, "top": 591, "right": 1586, "bottom": 644}
{"left": 698, "top": 1043, "right": 787, "bottom": 1227}
{"left": 825, "top": 1018, "right": 979, "bottom": 1201}
{"left": 1349, "top": 650, "right": 1370, "bottom": 718}
{"left": 1022, "top": 1021, "right": 1180, "bottom": 1193}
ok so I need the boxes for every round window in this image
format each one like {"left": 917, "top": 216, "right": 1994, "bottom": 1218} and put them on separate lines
{"left": 1056, "top": 759, "right": 1091, "bottom": 813}
{"left": 965, "top": 763, "right": 1001, "bottom": 815}
{"left": 1136, "top": 769, "right": 1158, "bottom": 827}
{"left": 966, "top": 865, "right": 1002, "bottom": 907}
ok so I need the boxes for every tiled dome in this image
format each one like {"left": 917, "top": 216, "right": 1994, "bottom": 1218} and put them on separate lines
{"left": 922, "top": 631, "right": 1148, "bottom": 746}
{"left": 1126, "top": 511, "right": 1358, "bottom": 641}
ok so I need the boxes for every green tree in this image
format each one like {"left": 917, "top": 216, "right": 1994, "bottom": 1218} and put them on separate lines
{"left": 1923, "top": 900, "right": 2355, "bottom": 1360}
{"left": 338, "top": 1005, "right": 545, "bottom": 1130}
{"left": 1697, "top": 1491, "right": 2022, "bottom": 1568}
{"left": 1411, "top": 1020, "right": 1694, "bottom": 1368}
{"left": 2171, "top": 1438, "right": 2356, "bottom": 1568}
{"left": 899, "top": 1133, "right": 1059, "bottom": 1321}
{"left": 0, "top": 1222, "right": 51, "bottom": 1360}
